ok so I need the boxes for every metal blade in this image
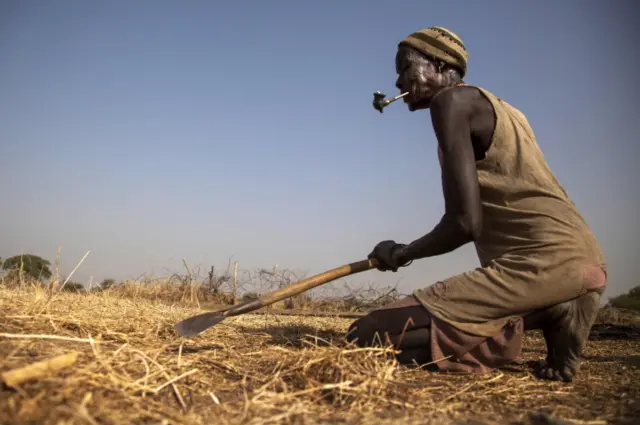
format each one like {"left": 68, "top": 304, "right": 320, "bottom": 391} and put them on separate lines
{"left": 174, "top": 311, "right": 227, "bottom": 337}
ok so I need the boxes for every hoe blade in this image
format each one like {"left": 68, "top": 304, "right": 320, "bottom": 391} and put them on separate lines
{"left": 174, "top": 311, "right": 226, "bottom": 337}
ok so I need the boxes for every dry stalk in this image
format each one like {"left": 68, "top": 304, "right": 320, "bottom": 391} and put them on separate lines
{"left": 1, "top": 352, "right": 80, "bottom": 388}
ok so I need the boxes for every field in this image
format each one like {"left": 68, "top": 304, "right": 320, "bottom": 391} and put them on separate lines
{"left": 1, "top": 285, "right": 639, "bottom": 425}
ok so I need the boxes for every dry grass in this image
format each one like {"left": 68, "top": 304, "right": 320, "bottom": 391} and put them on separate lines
{"left": 1, "top": 286, "right": 639, "bottom": 425}
{"left": 101, "top": 278, "right": 236, "bottom": 307}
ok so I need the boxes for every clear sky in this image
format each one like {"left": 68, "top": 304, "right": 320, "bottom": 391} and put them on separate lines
{"left": 1, "top": 0, "right": 638, "bottom": 300}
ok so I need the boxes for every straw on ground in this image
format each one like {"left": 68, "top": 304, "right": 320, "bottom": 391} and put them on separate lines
{"left": 0, "top": 286, "right": 638, "bottom": 425}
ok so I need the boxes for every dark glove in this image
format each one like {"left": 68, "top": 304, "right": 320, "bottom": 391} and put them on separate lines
{"left": 367, "top": 240, "right": 410, "bottom": 272}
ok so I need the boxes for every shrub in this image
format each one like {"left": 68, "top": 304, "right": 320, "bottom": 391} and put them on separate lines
{"left": 607, "top": 285, "right": 640, "bottom": 311}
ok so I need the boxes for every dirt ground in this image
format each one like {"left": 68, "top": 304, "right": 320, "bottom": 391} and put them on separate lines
{"left": 1, "top": 287, "right": 638, "bottom": 425}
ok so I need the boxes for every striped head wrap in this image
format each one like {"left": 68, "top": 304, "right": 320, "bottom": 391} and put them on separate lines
{"left": 399, "top": 26, "right": 468, "bottom": 77}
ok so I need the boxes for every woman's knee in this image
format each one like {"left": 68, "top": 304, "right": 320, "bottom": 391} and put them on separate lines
{"left": 396, "top": 346, "right": 433, "bottom": 367}
{"left": 346, "top": 298, "right": 432, "bottom": 347}
{"left": 346, "top": 315, "right": 384, "bottom": 347}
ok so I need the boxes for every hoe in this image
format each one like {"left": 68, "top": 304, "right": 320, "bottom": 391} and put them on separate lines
{"left": 175, "top": 90, "right": 407, "bottom": 337}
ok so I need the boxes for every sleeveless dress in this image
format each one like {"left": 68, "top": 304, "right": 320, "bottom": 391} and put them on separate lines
{"left": 412, "top": 86, "right": 607, "bottom": 373}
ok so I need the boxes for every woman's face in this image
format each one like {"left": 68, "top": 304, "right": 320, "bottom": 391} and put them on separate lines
{"left": 395, "top": 45, "right": 448, "bottom": 111}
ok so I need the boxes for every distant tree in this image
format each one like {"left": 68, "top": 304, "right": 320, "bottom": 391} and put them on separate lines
{"left": 607, "top": 285, "right": 640, "bottom": 311}
{"left": 61, "top": 281, "right": 85, "bottom": 292}
{"left": 2, "top": 254, "right": 52, "bottom": 281}
{"left": 99, "top": 278, "right": 116, "bottom": 290}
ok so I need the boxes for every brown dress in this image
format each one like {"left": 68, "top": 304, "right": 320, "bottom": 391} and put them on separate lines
{"left": 412, "top": 86, "right": 608, "bottom": 373}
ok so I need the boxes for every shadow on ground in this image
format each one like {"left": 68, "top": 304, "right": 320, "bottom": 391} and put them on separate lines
{"left": 165, "top": 343, "right": 224, "bottom": 354}
{"left": 233, "top": 324, "right": 348, "bottom": 348}
{"left": 589, "top": 324, "right": 640, "bottom": 340}
{"left": 585, "top": 354, "right": 640, "bottom": 367}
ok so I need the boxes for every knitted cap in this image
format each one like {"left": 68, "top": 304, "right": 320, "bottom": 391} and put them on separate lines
{"left": 399, "top": 26, "right": 468, "bottom": 77}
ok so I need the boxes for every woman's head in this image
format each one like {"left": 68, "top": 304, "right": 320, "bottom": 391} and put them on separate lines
{"left": 394, "top": 27, "right": 468, "bottom": 111}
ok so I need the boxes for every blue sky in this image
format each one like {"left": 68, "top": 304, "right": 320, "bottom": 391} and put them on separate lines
{"left": 1, "top": 0, "right": 638, "bottom": 300}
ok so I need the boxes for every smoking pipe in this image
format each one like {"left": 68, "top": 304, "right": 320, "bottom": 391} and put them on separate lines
{"left": 372, "top": 91, "right": 409, "bottom": 113}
